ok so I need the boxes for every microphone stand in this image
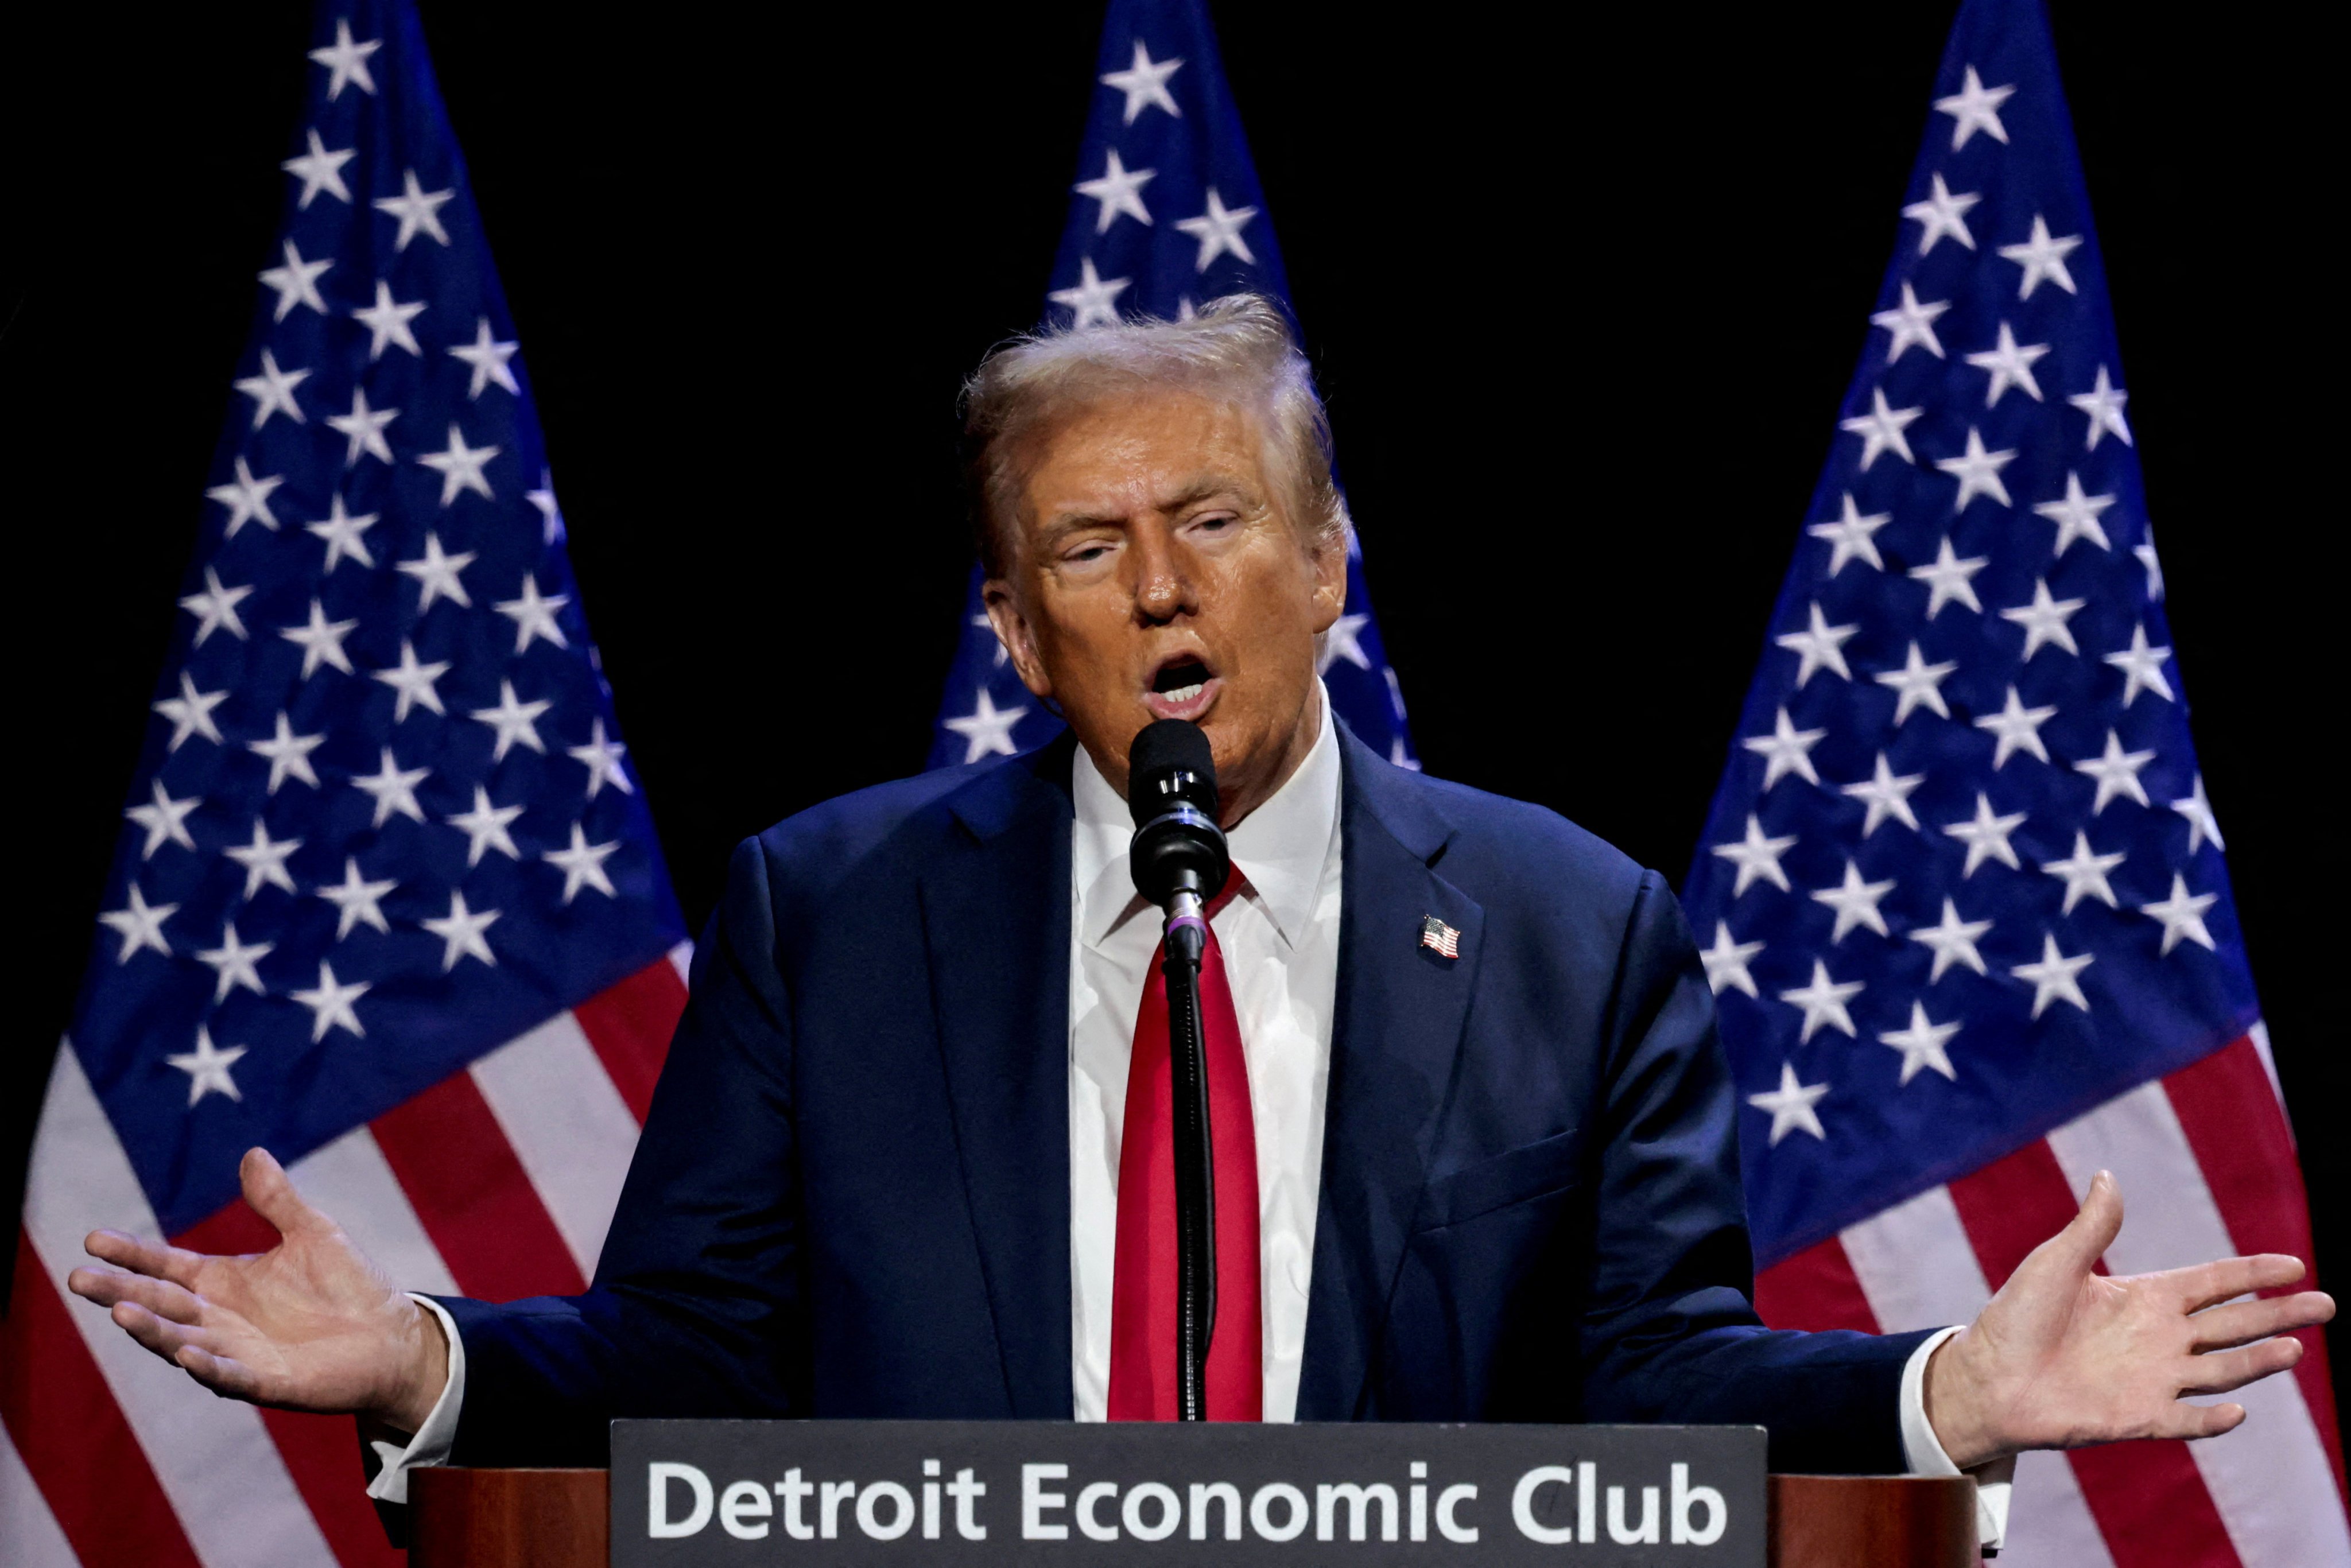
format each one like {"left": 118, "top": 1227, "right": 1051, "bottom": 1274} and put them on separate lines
{"left": 1161, "top": 884, "right": 1217, "bottom": 1423}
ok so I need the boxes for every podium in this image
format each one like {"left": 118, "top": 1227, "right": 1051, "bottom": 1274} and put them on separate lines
{"left": 411, "top": 1466, "right": 1977, "bottom": 1565}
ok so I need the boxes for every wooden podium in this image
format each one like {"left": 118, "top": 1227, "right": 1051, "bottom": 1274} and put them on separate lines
{"left": 410, "top": 1467, "right": 1978, "bottom": 1565}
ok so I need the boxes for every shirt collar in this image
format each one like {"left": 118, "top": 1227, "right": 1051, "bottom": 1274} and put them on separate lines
{"left": 1072, "top": 681, "right": 1343, "bottom": 952}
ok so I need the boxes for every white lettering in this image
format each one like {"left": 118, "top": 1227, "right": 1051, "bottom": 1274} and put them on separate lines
{"left": 947, "top": 1467, "right": 988, "bottom": 1541}
{"left": 1672, "top": 1464, "right": 1727, "bottom": 1546}
{"left": 1410, "top": 1462, "right": 1428, "bottom": 1543}
{"left": 1607, "top": 1484, "right": 1661, "bottom": 1545}
{"left": 922, "top": 1460, "right": 941, "bottom": 1540}
{"left": 1251, "top": 1482, "right": 1310, "bottom": 1542}
{"left": 719, "top": 1480, "right": 770, "bottom": 1540}
{"left": 1512, "top": 1466, "right": 1575, "bottom": 1545}
{"left": 1123, "top": 1482, "right": 1181, "bottom": 1542}
{"left": 1318, "top": 1482, "right": 1399, "bottom": 1542}
{"left": 1190, "top": 1481, "right": 1242, "bottom": 1542}
{"left": 648, "top": 1463, "right": 712, "bottom": 1539}
{"left": 1023, "top": 1464, "right": 1069, "bottom": 1541}
{"left": 820, "top": 1480, "right": 856, "bottom": 1539}
{"left": 1077, "top": 1481, "right": 1121, "bottom": 1541}
{"left": 1437, "top": 1483, "right": 1479, "bottom": 1543}
{"left": 1577, "top": 1461, "right": 1596, "bottom": 1542}
{"left": 775, "top": 1468, "right": 815, "bottom": 1541}
{"left": 858, "top": 1481, "right": 914, "bottom": 1541}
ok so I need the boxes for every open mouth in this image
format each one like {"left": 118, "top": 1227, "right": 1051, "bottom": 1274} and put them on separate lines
{"left": 1144, "top": 654, "right": 1221, "bottom": 720}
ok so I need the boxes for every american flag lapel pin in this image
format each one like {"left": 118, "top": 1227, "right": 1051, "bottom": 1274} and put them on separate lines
{"left": 1419, "top": 914, "right": 1461, "bottom": 960}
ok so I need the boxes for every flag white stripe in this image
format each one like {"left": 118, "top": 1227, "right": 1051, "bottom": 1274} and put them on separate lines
{"left": 286, "top": 1123, "right": 461, "bottom": 1298}
{"left": 668, "top": 940, "right": 692, "bottom": 988}
{"left": 2046, "top": 1084, "right": 2351, "bottom": 1566}
{"left": 468, "top": 1010, "right": 642, "bottom": 1279}
{"left": 0, "top": 1416, "right": 81, "bottom": 1568}
{"left": 23, "top": 1046, "right": 334, "bottom": 1568}
{"left": 2000, "top": 1450, "right": 2122, "bottom": 1568}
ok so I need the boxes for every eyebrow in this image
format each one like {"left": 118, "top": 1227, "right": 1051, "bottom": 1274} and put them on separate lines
{"left": 1041, "top": 472, "right": 1260, "bottom": 537}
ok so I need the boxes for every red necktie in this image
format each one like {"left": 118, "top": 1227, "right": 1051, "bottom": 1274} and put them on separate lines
{"left": 1107, "top": 870, "right": 1263, "bottom": 1420}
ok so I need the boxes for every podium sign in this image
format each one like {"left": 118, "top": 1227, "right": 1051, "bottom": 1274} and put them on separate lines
{"left": 610, "top": 1420, "right": 1765, "bottom": 1565}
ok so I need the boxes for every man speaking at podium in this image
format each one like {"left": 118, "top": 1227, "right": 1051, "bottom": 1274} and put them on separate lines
{"left": 69, "top": 299, "right": 2331, "bottom": 1535}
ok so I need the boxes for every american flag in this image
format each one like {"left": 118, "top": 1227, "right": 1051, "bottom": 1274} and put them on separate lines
{"left": 1, "top": 3, "right": 690, "bottom": 1563}
{"left": 925, "top": 0, "right": 1416, "bottom": 773}
{"left": 1679, "top": 0, "right": 2346, "bottom": 1561}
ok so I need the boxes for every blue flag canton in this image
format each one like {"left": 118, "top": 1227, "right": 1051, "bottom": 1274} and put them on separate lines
{"left": 1680, "top": 0, "right": 2258, "bottom": 1264}
{"left": 928, "top": 0, "right": 1413, "bottom": 773}
{"left": 76, "top": 0, "right": 685, "bottom": 1234}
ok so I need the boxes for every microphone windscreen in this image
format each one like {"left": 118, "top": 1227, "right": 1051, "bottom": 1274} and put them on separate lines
{"left": 1127, "top": 719, "right": 1217, "bottom": 828}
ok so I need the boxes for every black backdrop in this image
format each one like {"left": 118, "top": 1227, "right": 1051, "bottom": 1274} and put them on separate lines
{"left": 9, "top": 3, "right": 2341, "bottom": 1412}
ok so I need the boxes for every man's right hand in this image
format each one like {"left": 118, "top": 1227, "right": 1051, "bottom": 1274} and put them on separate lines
{"left": 65, "top": 1145, "right": 449, "bottom": 1434}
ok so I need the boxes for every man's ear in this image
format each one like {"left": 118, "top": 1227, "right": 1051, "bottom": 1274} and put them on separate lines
{"left": 982, "top": 579, "right": 1054, "bottom": 700}
{"left": 1306, "top": 529, "right": 1349, "bottom": 634}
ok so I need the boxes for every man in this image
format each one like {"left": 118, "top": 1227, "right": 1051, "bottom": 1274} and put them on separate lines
{"left": 71, "top": 298, "right": 2331, "bottom": 1540}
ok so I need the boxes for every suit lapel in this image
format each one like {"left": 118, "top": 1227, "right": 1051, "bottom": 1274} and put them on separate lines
{"left": 1296, "top": 727, "right": 1484, "bottom": 1419}
{"left": 920, "top": 738, "right": 1078, "bottom": 1418}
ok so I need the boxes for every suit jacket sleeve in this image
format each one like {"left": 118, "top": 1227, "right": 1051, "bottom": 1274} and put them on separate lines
{"left": 433, "top": 836, "right": 805, "bottom": 1465}
{"left": 1574, "top": 869, "right": 1933, "bottom": 1473}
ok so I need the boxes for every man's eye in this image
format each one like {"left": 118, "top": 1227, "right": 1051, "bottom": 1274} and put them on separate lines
{"left": 1066, "top": 544, "right": 1111, "bottom": 563}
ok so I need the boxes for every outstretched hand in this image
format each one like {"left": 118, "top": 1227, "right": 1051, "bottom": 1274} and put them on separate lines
{"left": 65, "top": 1147, "right": 448, "bottom": 1433}
{"left": 1926, "top": 1170, "right": 2336, "bottom": 1469}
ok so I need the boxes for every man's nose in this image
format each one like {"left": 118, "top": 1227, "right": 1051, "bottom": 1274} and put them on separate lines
{"left": 1129, "top": 526, "right": 1197, "bottom": 623}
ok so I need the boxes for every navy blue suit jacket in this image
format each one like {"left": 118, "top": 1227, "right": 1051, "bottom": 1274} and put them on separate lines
{"left": 438, "top": 727, "right": 1929, "bottom": 1469}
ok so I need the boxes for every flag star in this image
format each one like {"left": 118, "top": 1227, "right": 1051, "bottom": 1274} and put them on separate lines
{"left": 167, "top": 1028, "right": 247, "bottom": 1107}
{"left": 471, "top": 680, "right": 552, "bottom": 761}
{"left": 543, "top": 822, "right": 621, "bottom": 903}
{"left": 1902, "top": 172, "right": 1980, "bottom": 255}
{"left": 1874, "top": 642, "right": 1957, "bottom": 725}
{"left": 1935, "top": 425, "right": 2018, "bottom": 511}
{"left": 1999, "top": 214, "right": 2083, "bottom": 300}
{"left": 968, "top": 612, "right": 1006, "bottom": 667}
{"left": 1699, "top": 921, "right": 1765, "bottom": 999}
{"left": 418, "top": 424, "right": 499, "bottom": 506}
{"left": 1808, "top": 493, "right": 1890, "bottom": 577}
{"left": 306, "top": 494, "right": 379, "bottom": 570}
{"left": 1074, "top": 148, "right": 1155, "bottom": 232}
{"left": 99, "top": 882, "right": 177, "bottom": 961}
{"left": 308, "top": 18, "right": 379, "bottom": 98}
{"left": 290, "top": 960, "right": 370, "bottom": 1042}
{"left": 943, "top": 688, "right": 1029, "bottom": 763}
{"left": 1810, "top": 859, "right": 1897, "bottom": 942}
{"left": 2140, "top": 874, "right": 2218, "bottom": 956}
{"left": 1100, "top": 38, "right": 1183, "bottom": 123}
{"left": 1775, "top": 601, "right": 1859, "bottom": 687}
{"left": 351, "top": 279, "right": 426, "bottom": 360}
{"left": 1840, "top": 387, "right": 1922, "bottom": 469}
{"left": 206, "top": 456, "right": 284, "bottom": 536}
{"left": 257, "top": 240, "right": 331, "bottom": 321}
{"left": 194, "top": 921, "right": 273, "bottom": 1003}
{"left": 234, "top": 347, "right": 309, "bottom": 430}
{"left": 315, "top": 856, "right": 395, "bottom": 938}
{"left": 447, "top": 786, "right": 525, "bottom": 866}
{"left": 2069, "top": 364, "right": 2133, "bottom": 449}
{"left": 2031, "top": 472, "right": 2116, "bottom": 558}
{"left": 154, "top": 672, "right": 229, "bottom": 751}
{"left": 2074, "top": 728, "right": 2156, "bottom": 813}
{"left": 224, "top": 820, "right": 302, "bottom": 899}
{"left": 398, "top": 531, "right": 477, "bottom": 611}
{"left": 126, "top": 779, "right": 201, "bottom": 859}
{"left": 1780, "top": 960, "right": 1864, "bottom": 1043}
{"left": 1974, "top": 684, "right": 2058, "bottom": 768}
{"left": 281, "top": 129, "right": 354, "bottom": 208}
{"left": 2172, "top": 773, "right": 2224, "bottom": 853}
{"left": 1880, "top": 1003, "right": 1962, "bottom": 1085}
{"left": 1048, "top": 258, "right": 1131, "bottom": 329}
{"left": 1908, "top": 898, "right": 1992, "bottom": 983}
{"left": 1748, "top": 1062, "right": 1830, "bottom": 1146}
{"left": 374, "top": 168, "right": 455, "bottom": 250}
{"left": 1908, "top": 538, "right": 1989, "bottom": 619}
{"left": 1964, "top": 321, "right": 2049, "bottom": 406}
{"left": 280, "top": 596, "right": 359, "bottom": 679}
{"left": 422, "top": 890, "right": 500, "bottom": 971}
{"left": 2012, "top": 933, "right": 2094, "bottom": 1018}
{"left": 372, "top": 639, "right": 450, "bottom": 722}
{"left": 2042, "top": 830, "right": 2125, "bottom": 913}
{"left": 1871, "top": 282, "right": 1949, "bottom": 363}
{"left": 526, "top": 471, "right": 565, "bottom": 544}
{"left": 1840, "top": 752, "right": 1925, "bottom": 837}
{"left": 449, "top": 315, "right": 521, "bottom": 398}
{"left": 2000, "top": 578, "right": 2086, "bottom": 659}
{"left": 568, "top": 717, "right": 634, "bottom": 798}
{"left": 494, "top": 573, "right": 571, "bottom": 653}
{"left": 248, "top": 711, "right": 327, "bottom": 794}
{"left": 1712, "top": 813, "right": 1798, "bottom": 896}
{"left": 179, "top": 566, "right": 253, "bottom": 645}
{"left": 1318, "top": 612, "right": 1373, "bottom": 674}
{"left": 1943, "top": 792, "right": 2027, "bottom": 876}
{"left": 1934, "top": 64, "right": 2015, "bottom": 149}
{"left": 2104, "top": 624, "right": 2175, "bottom": 707}
{"left": 2134, "top": 538, "right": 2164, "bottom": 601}
{"left": 1174, "top": 188, "right": 1258, "bottom": 271}
{"left": 324, "top": 386, "right": 398, "bottom": 468}
{"left": 1389, "top": 735, "right": 1421, "bottom": 771}
{"left": 1744, "top": 706, "right": 1827, "bottom": 789}
{"left": 350, "top": 746, "right": 430, "bottom": 827}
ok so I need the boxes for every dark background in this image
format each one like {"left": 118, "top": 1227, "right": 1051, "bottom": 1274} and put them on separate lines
{"left": 7, "top": 3, "right": 2339, "bottom": 1414}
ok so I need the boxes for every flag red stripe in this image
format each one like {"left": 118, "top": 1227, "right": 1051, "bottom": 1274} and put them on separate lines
{"left": 371, "top": 1071, "right": 586, "bottom": 1301}
{"left": 571, "top": 954, "right": 688, "bottom": 1123}
{"left": 1947, "top": 1140, "right": 2244, "bottom": 1568}
{"left": 1, "top": 1226, "right": 204, "bottom": 1568}
{"left": 1754, "top": 1234, "right": 1881, "bottom": 1333}
{"left": 2163, "top": 1037, "right": 2348, "bottom": 1502}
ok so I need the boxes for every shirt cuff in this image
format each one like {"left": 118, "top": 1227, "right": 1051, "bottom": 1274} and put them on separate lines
{"left": 1899, "top": 1325, "right": 2014, "bottom": 1553}
{"left": 363, "top": 1295, "right": 466, "bottom": 1505}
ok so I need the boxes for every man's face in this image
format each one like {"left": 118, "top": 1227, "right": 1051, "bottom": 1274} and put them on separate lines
{"left": 983, "top": 389, "right": 1347, "bottom": 824}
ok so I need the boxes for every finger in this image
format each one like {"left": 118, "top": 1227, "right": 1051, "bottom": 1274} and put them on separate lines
{"left": 2189, "top": 1291, "right": 2337, "bottom": 1352}
{"left": 2150, "top": 1402, "right": 2248, "bottom": 1442}
{"left": 67, "top": 1265, "right": 203, "bottom": 1324}
{"left": 2178, "top": 1337, "right": 2303, "bottom": 1396}
{"left": 174, "top": 1344, "right": 268, "bottom": 1403}
{"left": 238, "top": 1147, "right": 321, "bottom": 1240}
{"left": 2171, "top": 1254, "right": 2311, "bottom": 1314}
{"left": 108, "top": 1300, "right": 207, "bottom": 1366}
{"left": 82, "top": 1228, "right": 209, "bottom": 1288}
{"left": 2039, "top": 1169, "right": 2123, "bottom": 1277}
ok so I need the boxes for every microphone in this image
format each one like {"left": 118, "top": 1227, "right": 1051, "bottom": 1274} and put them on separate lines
{"left": 1125, "top": 719, "right": 1227, "bottom": 1422}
